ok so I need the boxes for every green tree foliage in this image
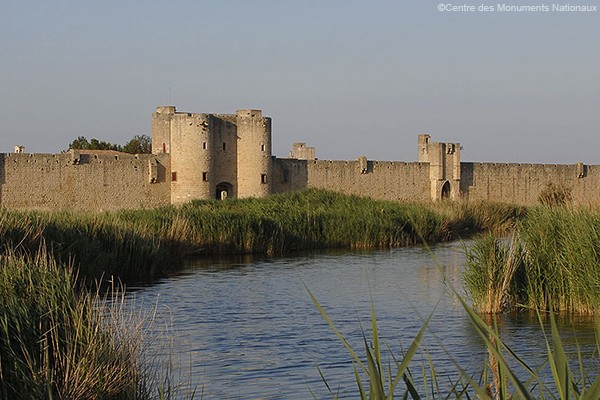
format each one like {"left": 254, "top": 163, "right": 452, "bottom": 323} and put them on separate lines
{"left": 68, "top": 136, "right": 121, "bottom": 151}
{"left": 67, "top": 134, "right": 151, "bottom": 154}
{"left": 68, "top": 136, "right": 92, "bottom": 150}
{"left": 122, "top": 134, "right": 152, "bottom": 154}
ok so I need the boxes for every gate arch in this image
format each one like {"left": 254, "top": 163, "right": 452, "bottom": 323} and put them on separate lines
{"left": 215, "top": 182, "right": 234, "bottom": 200}
{"left": 441, "top": 180, "right": 451, "bottom": 200}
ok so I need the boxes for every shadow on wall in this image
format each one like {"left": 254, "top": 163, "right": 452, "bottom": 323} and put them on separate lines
{"left": 157, "top": 161, "right": 167, "bottom": 183}
{"left": 272, "top": 158, "right": 308, "bottom": 193}
{"left": 460, "top": 162, "right": 474, "bottom": 194}
{"left": 441, "top": 180, "right": 451, "bottom": 199}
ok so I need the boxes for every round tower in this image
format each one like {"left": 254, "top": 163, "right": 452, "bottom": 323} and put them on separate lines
{"left": 236, "top": 110, "right": 272, "bottom": 198}
{"left": 169, "top": 112, "right": 214, "bottom": 204}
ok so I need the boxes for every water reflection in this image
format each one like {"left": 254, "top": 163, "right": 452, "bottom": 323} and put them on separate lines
{"left": 127, "top": 241, "right": 598, "bottom": 399}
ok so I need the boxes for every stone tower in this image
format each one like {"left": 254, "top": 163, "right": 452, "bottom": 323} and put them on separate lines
{"left": 159, "top": 109, "right": 213, "bottom": 204}
{"left": 236, "top": 110, "right": 272, "bottom": 198}
{"left": 418, "top": 134, "right": 461, "bottom": 201}
{"left": 152, "top": 106, "right": 176, "bottom": 155}
{"left": 151, "top": 106, "right": 272, "bottom": 204}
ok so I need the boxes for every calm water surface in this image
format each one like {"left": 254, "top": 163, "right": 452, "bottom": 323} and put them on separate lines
{"left": 127, "top": 241, "right": 598, "bottom": 399}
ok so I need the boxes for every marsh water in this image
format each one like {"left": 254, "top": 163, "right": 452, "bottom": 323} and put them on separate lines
{"left": 127, "top": 241, "right": 599, "bottom": 399}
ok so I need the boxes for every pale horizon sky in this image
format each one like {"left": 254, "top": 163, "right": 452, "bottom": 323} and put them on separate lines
{"left": 1, "top": 1, "right": 599, "bottom": 164}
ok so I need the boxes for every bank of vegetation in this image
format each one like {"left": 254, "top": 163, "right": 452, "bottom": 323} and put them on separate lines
{"left": 464, "top": 206, "right": 600, "bottom": 314}
{"left": 0, "top": 189, "right": 523, "bottom": 283}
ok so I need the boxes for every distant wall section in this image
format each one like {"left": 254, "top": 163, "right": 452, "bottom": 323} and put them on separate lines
{"left": 0, "top": 151, "right": 170, "bottom": 210}
{"left": 273, "top": 158, "right": 431, "bottom": 202}
{"left": 460, "top": 162, "right": 600, "bottom": 206}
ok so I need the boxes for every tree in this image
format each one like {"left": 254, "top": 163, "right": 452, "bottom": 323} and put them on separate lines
{"left": 68, "top": 136, "right": 91, "bottom": 150}
{"left": 68, "top": 136, "right": 120, "bottom": 151}
{"left": 67, "top": 134, "right": 151, "bottom": 154}
{"left": 122, "top": 134, "right": 152, "bottom": 154}
{"left": 89, "top": 138, "right": 121, "bottom": 151}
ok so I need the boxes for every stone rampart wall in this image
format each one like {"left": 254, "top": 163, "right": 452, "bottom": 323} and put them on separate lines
{"left": 0, "top": 152, "right": 171, "bottom": 210}
{"left": 274, "top": 159, "right": 600, "bottom": 206}
{"left": 3, "top": 151, "right": 600, "bottom": 211}
{"left": 460, "top": 162, "right": 600, "bottom": 206}
{"left": 273, "top": 159, "right": 431, "bottom": 202}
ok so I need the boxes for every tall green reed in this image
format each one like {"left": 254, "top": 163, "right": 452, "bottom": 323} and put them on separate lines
{"left": 464, "top": 206, "right": 600, "bottom": 314}
{"left": 518, "top": 207, "right": 600, "bottom": 313}
{"left": 463, "top": 234, "right": 527, "bottom": 313}
{"left": 0, "top": 248, "right": 145, "bottom": 399}
{"left": 309, "top": 283, "right": 600, "bottom": 399}
{"left": 0, "top": 247, "right": 197, "bottom": 399}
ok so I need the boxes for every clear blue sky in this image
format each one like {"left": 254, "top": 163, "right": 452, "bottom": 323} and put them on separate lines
{"left": 1, "top": 0, "right": 599, "bottom": 163}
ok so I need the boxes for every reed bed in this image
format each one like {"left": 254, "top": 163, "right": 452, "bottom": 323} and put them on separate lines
{"left": 0, "top": 248, "right": 148, "bottom": 399}
{"left": 0, "top": 209, "right": 173, "bottom": 285}
{"left": 0, "top": 189, "right": 521, "bottom": 284}
{"left": 464, "top": 206, "right": 600, "bottom": 314}
{"left": 113, "top": 189, "right": 453, "bottom": 254}
{"left": 519, "top": 207, "right": 600, "bottom": 313}
{"left": 464, "top": 235, "right": 527, "bottom": 314}
{"left": 432, "top": 199, "right": 525, "bottom": 236}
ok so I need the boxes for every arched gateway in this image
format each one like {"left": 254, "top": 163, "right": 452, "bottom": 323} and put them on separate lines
{"left": 215, "top": 182, "right": 234, "bottom": 200}
{"left": 441, "top": 180, "right": 451, "bottom": 200}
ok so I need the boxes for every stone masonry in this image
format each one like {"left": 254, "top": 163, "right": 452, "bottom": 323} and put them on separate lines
{"left": 0, "top": 105, "right": 598, "bottom": 210}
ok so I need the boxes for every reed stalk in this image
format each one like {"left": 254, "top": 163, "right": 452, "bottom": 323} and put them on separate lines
{"left": 310, "top": 282, "right": 600, "bottom": 399}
